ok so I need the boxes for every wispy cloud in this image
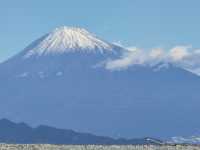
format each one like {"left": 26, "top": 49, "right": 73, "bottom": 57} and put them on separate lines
{"left": 105, "top": 47, "right": 145, "bottom": 70}
{"left": 106, "top": 45, "right": 200, "bottom": 76}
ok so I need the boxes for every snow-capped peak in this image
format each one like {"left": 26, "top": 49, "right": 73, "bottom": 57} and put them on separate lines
{"left": 24, "top": 26, "right": 115, "bottom": 58}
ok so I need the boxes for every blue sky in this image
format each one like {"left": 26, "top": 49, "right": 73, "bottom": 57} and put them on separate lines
{"left": 0, "top": 0, "right": 200, "bottom": 62}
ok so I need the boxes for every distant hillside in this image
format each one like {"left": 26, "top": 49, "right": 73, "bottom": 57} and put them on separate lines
{"left": 0, "top": 119, "right": 162, "bottom": 145}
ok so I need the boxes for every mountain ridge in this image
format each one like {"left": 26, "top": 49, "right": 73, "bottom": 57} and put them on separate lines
{"left": 0, "top": 118, "right": 162, "bottom": 145}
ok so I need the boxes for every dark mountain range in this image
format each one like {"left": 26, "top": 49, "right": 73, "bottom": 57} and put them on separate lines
{"left": 0, "top": 119, "right": 162, "bottom": 145}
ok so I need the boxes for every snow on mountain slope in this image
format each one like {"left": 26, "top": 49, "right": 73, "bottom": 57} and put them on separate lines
{"left": 23, "top": 27, "right": 117, "bottom": 58}
{"left": 0, "top": 26, "right": 125, "bottom": 79}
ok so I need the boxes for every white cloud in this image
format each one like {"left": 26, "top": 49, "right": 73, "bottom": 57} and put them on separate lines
{"left": 105, "top": 48, "right": 147, "bottom": 70}
{"left": 169, "top": 46, "right": 190, "bottom": 61}
{"left": 105, "top": 45, "right": 200, "bottom": 76}
{"left": 149, "top": 48, "right": 165, "bottom": 59}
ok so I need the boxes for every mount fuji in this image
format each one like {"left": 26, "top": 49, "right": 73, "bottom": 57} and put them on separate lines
{"left": 0, "top": 26, "right": 200, "bottom": 139}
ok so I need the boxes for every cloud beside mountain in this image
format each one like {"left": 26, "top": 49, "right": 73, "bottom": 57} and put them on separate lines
{"left": 106, "top": 45, "right": 200, "bottom": 75}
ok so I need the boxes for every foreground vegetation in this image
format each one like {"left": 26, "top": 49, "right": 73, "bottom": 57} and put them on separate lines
{"left": 0, "top": 144, "right": 200, "bottom": 150}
